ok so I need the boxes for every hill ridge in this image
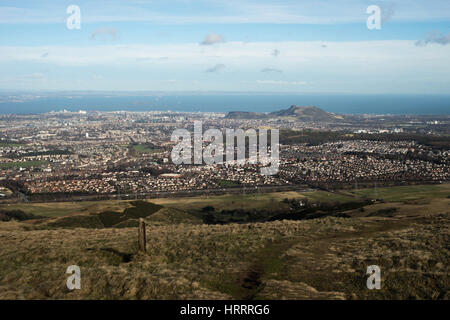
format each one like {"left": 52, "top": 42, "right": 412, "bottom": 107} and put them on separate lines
{"left": 225, "top": 105, "right": 343, "bottom": 122}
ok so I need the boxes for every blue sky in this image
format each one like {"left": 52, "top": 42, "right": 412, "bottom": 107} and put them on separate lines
{"left": 0, "top": 0, "right": 449, "bottom": 93}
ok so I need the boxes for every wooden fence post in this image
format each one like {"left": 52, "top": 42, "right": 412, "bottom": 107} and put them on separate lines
{"left": 138, "top": 218, "right": 146, "bottom": 253}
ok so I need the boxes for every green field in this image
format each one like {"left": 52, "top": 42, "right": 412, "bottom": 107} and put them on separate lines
{"left": 348, "top": 184, "right": 450, "bottom": 202}
{"left": 0, "top": 193, "right": 291, "bottom": 217}
{"left": 0, "top": 160, "right": 48, "bottom": 169}
{"left": 0, "top": 142, "right": 24, "bottom": 147}
{"left": 132, "top": 144, "right": 163, "bottom": 154}
{"left": 1, "top": 183, "right": 448, "bottom": 219}
{"left": 302, "top": 190, "right": 358, "bottom": 203}
{"left": 151, "top": 191, "right": 325, "bottom": 212}
{"left": 151, "top": 189, "right": 370, "bottom": 212}
{"left": 217, "top": 180, "right": 240, "bottom": 187}
{"left": 0, "top": 200, "right": 132, "bottom": 218}
{"left": 0, "top": 190, "right": 353, "bottom": 217}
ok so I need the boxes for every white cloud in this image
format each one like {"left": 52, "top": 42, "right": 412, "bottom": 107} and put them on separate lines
{"left": 0, "top": 40, "right": 449, "bottom": 92}
{"left": 91, "top": 73, "right": 103, "bottom": 80}
{"left": 205, "top": 63, "right": 226, "bottom": 72}
{"left": 1, "top": 40, "right": 448, "bottom": 67}
{"left": 29, "top": 73, "right": 45, "bottom": 79}
{"left": 200, "top": 33, "right": 225, "bottom": 45}
{"left": 415, "top": 31, "right": 450, "bottom": 46}
{"left": 257, "top": 80, "right": 306, "bottom": 85}
{"left": 91, "top": 28, "right": 120, "bottom": 40}
{"left": 261, "top": 68, "right": 283, "bottom": 73}
{"left": 0, "top": 72, "right": 46, "bottom": 84}
{"left": 2, "top": 1, "right": 450, "bottom": 25}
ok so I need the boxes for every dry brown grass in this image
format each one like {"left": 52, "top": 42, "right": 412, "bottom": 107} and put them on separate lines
{"left": 0, "top": 211, "right": 448, "bottom": 299}
{"left": 0, "top": 200, "right": 133, "bottom": 218}
{"left": 0, "top": 184, "right": 448, "bottom": 300}
{"left": 344, "top": 198, "right": 450, "bottom": 218}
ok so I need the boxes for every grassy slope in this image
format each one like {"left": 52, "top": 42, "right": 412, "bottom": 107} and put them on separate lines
{"left": 151, "top": 190, "right": 356, "bottom": 211}
{"left": 0, "top": 200, "right": 133, "bottom": 218}
{"left": 0, "top": 213, "right": 448, "bottom": 299}
{"left": 0, "top": 184, "right": 448, "bottom": 299}
{"left": 0, "top": 184, "right": 447, "bottom": 218}
{"left": 0, "top": 191, "right": 335, "bottom": 217}
{"left": 348, "top": 184, "right": 450, "bottom": 202}
{"left": 2, "top": 183, "right": 447, "bottom": 218}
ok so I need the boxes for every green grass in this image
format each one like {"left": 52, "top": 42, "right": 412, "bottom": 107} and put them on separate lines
{"left": 46, "top": 215, "right": 104, "bottom": 229}
{"left": 0, "top": 160, "right": 48, "bottom": 169}
{"left": 0, "top": 142, "right": 24, "bottom": 147}
{"left": 217, "top": 180, "right": 240, "bottom": 187}
{"left": 0, "top": 189, "right": 363, "bottom": 219}
{"left": 147, "top": 207, "right": 203, "bottom": 226}
{"left": 40, "top": 201, "right": 163, "bottom": 229}
{"left": 0, "top": 200, "right": 132, "bottom": 218}
{"left": 153, "top": 192, "right": 294, "bottom": 212}
{"left": 154, "top": 190, "right": 356, "bottom": 212}
{"left": 349, "top": 184, "right": 450, "bottom": 202}
{"left": 132, "top": 144, "right": 163, "bottom": 154}
{"left": 302, "top": 190, "right": 356, "bottom": 203}
{"left": 98, "top": 201, "right": 162, "bottom": 227}
{"left": 2, "top": 184, "right": 447, "bottom": 220}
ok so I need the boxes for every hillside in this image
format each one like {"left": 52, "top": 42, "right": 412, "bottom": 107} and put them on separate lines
{"left": 0, "top": 184, "right": 448, "bottom": 300}
{"left": 224, "top": 111, "right": 267, "bottom": 119}
{"left": 225, "top": 105, "right": 344, "bottom": 122}
{"left": 270, "top": 105, "right": 343, "bottom": 121}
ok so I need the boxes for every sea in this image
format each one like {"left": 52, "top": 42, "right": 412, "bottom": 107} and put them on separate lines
{"left": 0, "top": 94, "right": 449, "bottom": 115}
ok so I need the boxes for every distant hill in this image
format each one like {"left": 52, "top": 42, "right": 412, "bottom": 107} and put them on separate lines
{"left": 270, "top": 105, "right": 342, "bottom": 121}
{"left": 225, "top": 105, "right": 344, "bottom": 122}
{"left": 225, "top": 111, "right": 267, "bottom": 120}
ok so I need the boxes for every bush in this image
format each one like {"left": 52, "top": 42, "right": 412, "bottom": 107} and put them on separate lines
{"left": 47, "top": 215, "right": 104, "bottom": 229}
{"left": 0, "top": 209, "right": 43, "bottom": 222}
{"left": 202, "top": 206, "right": 215, "bottom": 213}
{"left": 99, "top": 201, "right": 162, "bottom": 227}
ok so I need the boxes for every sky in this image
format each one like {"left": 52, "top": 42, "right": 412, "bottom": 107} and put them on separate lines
{"left": 0, "top": 0, "right": 450, "bottom": 94}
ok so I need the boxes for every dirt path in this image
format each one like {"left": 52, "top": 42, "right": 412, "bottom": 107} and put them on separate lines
{"left": 236, "top": 216, "right": 417, "bottom": 299}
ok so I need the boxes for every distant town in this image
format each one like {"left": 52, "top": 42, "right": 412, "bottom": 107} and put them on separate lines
{"left": 0, "top": 106, "right": 449, "bottom": 202}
